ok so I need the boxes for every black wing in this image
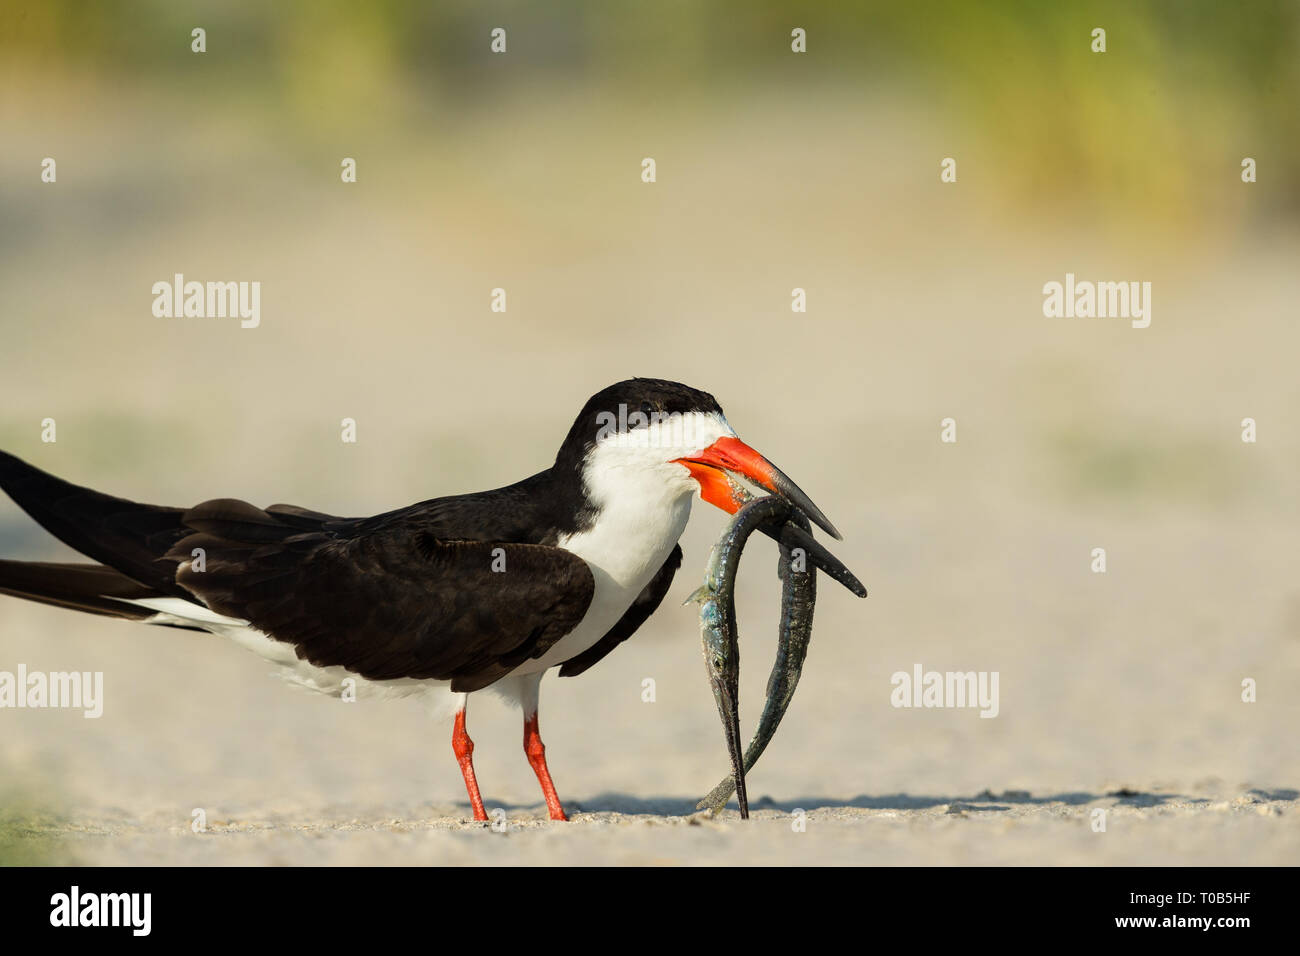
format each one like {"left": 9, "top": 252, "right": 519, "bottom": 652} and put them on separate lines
{"left": 168, "top": 499, "right": 595, "bottom": 692}
{"left": 0, "top": 453, "right": 596, "bottom": 693}
{"left": 557, "top": 544, "right": 682, "bottom": 677}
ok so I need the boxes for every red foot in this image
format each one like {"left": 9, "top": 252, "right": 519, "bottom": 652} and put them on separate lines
{"left": 524, "top": 713, "right": 568, "bottom": 821}
{"left": 453, "top": 709, "right": 488, "bottom": 822}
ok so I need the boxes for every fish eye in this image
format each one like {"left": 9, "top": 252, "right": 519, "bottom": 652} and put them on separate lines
{"left": 713, "top": 655, "right": 725, "bottom": 669}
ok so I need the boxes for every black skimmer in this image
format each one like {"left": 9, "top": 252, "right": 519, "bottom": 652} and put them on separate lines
{"left": 0, "top": 378, "right": 864, "bottom": 821}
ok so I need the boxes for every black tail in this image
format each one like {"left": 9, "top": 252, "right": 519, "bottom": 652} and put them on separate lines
{"left": 0, "top": 450, "right": 193, "bottom": 598}
{"left": 0, "top": 558, "right": 201, "bottom": 630}
{"left": 0, "top": 451, "right": 343, "bottom": 628}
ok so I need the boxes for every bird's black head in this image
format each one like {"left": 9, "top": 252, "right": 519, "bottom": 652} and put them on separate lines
{"left": 555, "top": 378, "right": 725, "bottom": 468}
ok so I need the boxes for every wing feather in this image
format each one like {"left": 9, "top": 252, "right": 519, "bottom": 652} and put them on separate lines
{"left": 169, "top": 505, "right": 595, "bottom": 692}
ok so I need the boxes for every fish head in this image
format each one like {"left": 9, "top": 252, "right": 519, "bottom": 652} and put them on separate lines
{"left": 700, "top": 612, "right": 741, "bottom": 730}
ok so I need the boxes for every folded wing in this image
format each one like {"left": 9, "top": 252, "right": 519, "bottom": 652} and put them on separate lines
{"left": 170, "top": 499, "right": 595, "bottom": 692}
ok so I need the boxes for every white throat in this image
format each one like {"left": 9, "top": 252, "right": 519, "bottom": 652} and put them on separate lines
{"left": 556, "top": 410, "right": 733, "bottom": 585}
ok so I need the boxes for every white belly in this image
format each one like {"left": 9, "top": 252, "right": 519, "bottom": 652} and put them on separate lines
{"left": 518, "top": 492, "right": 694, "bottom": 674}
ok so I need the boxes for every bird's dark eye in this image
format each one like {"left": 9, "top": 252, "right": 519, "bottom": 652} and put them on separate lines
{"left": 714, "top": 656, "right": 725, "bottom": 669}
{"left": 640, "top": 400, "right": 654, "bottom": 417}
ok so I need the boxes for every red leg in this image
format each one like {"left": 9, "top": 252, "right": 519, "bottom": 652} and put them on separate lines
{"left": 524, "top": 713, "right": 568, "bottom": 821}
{"left": 452, "top": 706, "right": 488, "bottom": 821}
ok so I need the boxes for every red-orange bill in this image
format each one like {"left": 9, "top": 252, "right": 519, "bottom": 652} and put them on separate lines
{"left": 675, "top": 436, "right": 843, "bottom": 541}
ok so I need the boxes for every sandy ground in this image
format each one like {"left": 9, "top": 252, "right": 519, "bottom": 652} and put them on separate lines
{"left": 2, "top": 83, "right": 1299, "bottom": 865}
{"left": 8, "top": 790, "right": 1300, "bottom": 867}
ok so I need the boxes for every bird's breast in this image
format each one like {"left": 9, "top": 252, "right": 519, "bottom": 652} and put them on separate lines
{"left": 523, "top": 491, "right": 694, "bottom": 673}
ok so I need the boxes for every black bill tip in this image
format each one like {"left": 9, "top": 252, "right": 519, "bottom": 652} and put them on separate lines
{"left": 771, "top": 523, "right": 868, "bottom": 598}
{"left": 769, "top": 468, "right": 843, "bottom": 541}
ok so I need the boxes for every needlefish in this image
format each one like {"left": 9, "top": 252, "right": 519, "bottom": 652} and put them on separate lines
{"left": 687, "top": 487, "right": 866, "bottom": 819}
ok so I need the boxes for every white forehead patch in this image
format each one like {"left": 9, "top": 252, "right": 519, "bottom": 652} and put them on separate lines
{"left": 594, "top": 409, "right": 734, "bottom": 458}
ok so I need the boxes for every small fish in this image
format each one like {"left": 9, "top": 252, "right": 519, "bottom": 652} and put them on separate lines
{"left": 686, "top": 495, "right": 793, "bottom": 820}
{"left": 697, "top": 508, "right": 817, "bottom": 814}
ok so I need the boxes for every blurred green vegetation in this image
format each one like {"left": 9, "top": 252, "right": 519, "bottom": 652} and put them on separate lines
{"left": 0, "top": 790, "right": 72, "bottom": 865}
{"left": 1040, "top": 423, "right": 1245, "bottom": 507}
{"left": 2, "top": 1, "right": 1296, "bottom": 223}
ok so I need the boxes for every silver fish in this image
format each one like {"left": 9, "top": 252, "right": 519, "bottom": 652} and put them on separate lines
{"left": 697, "top": 507, "right": 817, "bottom": 813}
{"left": 685, "top": 495, "right": 793, "bottom": 820}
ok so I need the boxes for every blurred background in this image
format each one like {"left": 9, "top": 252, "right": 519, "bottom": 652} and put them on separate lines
{"left": 1, "top": 1, "right": 1298, "bottom": 863}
